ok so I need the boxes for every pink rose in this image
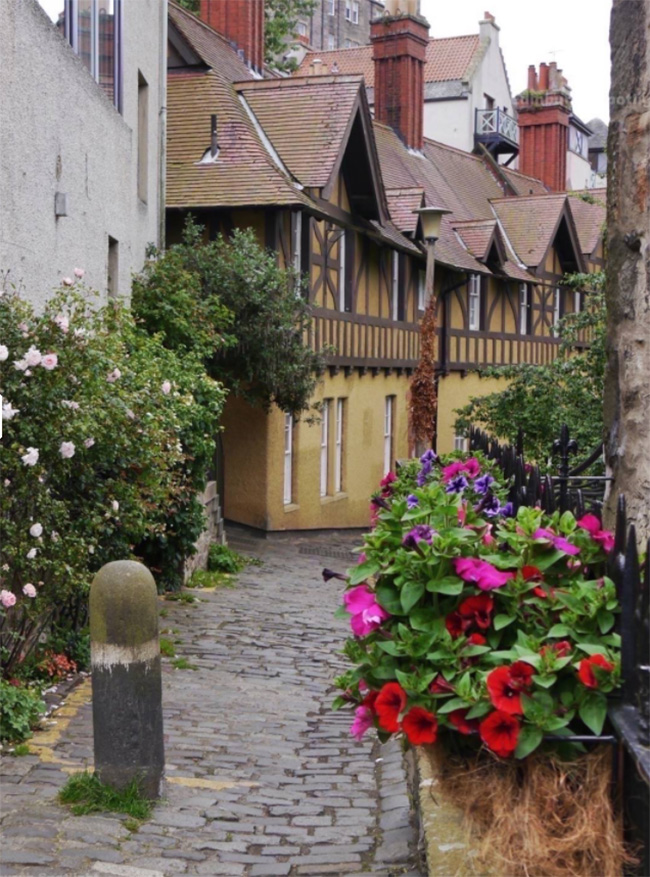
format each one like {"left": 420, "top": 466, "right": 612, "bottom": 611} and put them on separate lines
{"left": 41, "top": 353, "right": 58, "bottom": 370}
{"left": 59, "top": 441, "right": 75, "bottom": 459}
{"left": 1, "top": 590, "right": 16, "bottom": 608}
{"left": 22, "top": 584, "right": 37, "bottom": 598}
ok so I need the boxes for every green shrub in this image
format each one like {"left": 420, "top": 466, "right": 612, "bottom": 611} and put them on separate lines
{"left": 0, "top": 681, "right": 45, "bottom": 743}
{"left": 207, "top": 544, "right": 247, "bottom": 574}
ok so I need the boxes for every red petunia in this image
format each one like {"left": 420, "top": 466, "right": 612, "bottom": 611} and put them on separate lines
{"left": 448, "top": 709, "right": 479, "bottom": 735}
{"left": 480, "top": 710, "right": 520, "bottom": 757}
{"left": 541, "top": 640, "right": 572, "bottom": 659}
{"left": 578, "top": 654, "right": 614, "bottom": 689}
{"left": 459, "top": 594, "right": 494, "bottom": 630}
{"left": 522, "top": 565, "right": 543, "bottom": 581}
{"left": 362, "top": 690, "right": 379, "bottom": 714}
{"left": 486, "top": 662, "right": 534, "bottom": 715}
{"left": 430, "top": 674, "right": 455, "bottom": 694}
{"left": 375, "top": 682, "right": 407, "bottom": 732}
{"left": 445, "top": 611, "right": 468, "bottom": 639}
{"left": 402, "top": 707, "right": 438, "bottom": 744}
{"left": 468, "top": 633, "right": 487, "bottom": 645}
{"left": 532, "top": 586, "right": 547, "bottom": 599}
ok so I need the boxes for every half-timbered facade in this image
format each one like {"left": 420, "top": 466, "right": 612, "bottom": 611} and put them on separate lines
{"left": 167, "top": 3, "right": 425, "bottom": 530}
{"left": 166, "top": 1, "right": 605, "bottom": 531}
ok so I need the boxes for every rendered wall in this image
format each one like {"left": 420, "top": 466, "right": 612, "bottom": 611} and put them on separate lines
{"left": 437, "top": 371, "right": 506, "bottom": 455}
{"left": 0, "top": 0, "right": 166, "bottom": 308}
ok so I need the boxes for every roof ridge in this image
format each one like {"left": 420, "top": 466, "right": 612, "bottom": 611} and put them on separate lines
{"left": 236, "top": 74, "right": 364, "bottom": 88}
{"left": 422, "top": 136, "right": 485, "bottom": 162}
{"left": 490, "top": 193, "right": 567, "bottom": 203}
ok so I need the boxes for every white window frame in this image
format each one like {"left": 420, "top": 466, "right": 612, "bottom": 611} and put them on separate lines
{"left": 383, "top": 396, "right": 394, "bottom": 476}
{"left": 320, "top": 400, "right": 330, "bottom": 497}
{"left": 292, "top": 211, "right": 302, "bottom": 296}
{"left": 327, "top": 0, "right": 335, "bottom": 14}
{"left": 283, "top": 414, "right": 293, "bottom": 505}
{"left": 338, "top": 232, "right": 346, "bottom": 311}
{"left": 519, "top": 282, "right": 530, "bottom": 335}
{"left": 574, "top": 290, "right": 582, "bottom": 314}
{"left": 468, "top": 274, "right": 481, "bottom": 331}
{"left": 296, "top": 20, "right": 308, "bottom": 37}
{"left": 417, "top": 269, "right": 426, "bottom": 311}
{"left": 327, "top": 34, "right": 336, "bottom": 50}
{"left": 453, "top": 434, "right": 468, "bottom": 452}
{"left": 391, "top": 251, "right": 399, "bottom": 321}
{"left": 351, "top": 0, "right": 359, "bottom": 24}
{"left": 335, "top": 398, "right": 344, "bottom": 494}
{"left": 344, "top": 0, "right": 352, "bottom": 21}
{"left": 553, "top": 287, "right": 562, "bottom": 329}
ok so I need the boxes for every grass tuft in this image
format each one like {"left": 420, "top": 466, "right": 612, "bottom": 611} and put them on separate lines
{"left": 159, "top": 637, "right": 176, "bottom": 658}
{"left": 172, "top": 657, "right": 198, "bottom": 671}
{"left": 164, "top": 591, "right": 198, "bottom": 604}
{"left": 187, "top": 569, "right": 236, "bottom": 589}
{"left": 59, "top": 771, "right": 155, "bottom": 820}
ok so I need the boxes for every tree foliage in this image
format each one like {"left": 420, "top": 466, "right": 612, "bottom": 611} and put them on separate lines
{"left": 454, "top": 273, "right": 605, "bottom": 467}
{"left": 132, "top": 221, "right": 325, "bottom": 416}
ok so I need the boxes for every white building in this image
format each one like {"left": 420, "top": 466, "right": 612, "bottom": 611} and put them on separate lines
{"left": 0, "top": 0, "right": 167, "bottom": 308}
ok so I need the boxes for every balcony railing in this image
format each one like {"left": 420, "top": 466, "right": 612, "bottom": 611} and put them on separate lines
{"left": 475, "top": 108, "right": 519, "bottom": 151}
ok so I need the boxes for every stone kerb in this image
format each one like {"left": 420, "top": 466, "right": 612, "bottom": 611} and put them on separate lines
{"left": 184, "top": 480, "right": 226, "bottom": 582}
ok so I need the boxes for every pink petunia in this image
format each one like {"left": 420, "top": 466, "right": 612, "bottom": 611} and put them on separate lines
{"left": 442, "top": 457, "right": 481, "bottom": 483}
{"left": 343, "top": 584, "right": 390, "bottom": 637}
{"left": 534, "top": 528, "right": 580, "bottom": 556}
{"left": 454, "top": 557, "right": 515, "bottom": 591}
{"left": 350, "top": 705, "right": 374, "bottom": 741}
{"left": 576, "top": 514, "right": 615, "bottom": 553}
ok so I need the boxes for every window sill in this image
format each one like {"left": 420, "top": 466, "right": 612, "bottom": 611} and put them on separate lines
{"left": 321, "top": 492, "right": 348, "bottom": 505}
{"left": 283, "top": 503, "right": 300, "bottom": 513}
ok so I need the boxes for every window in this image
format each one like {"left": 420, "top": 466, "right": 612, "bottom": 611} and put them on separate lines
{"left": 327, "top": 34, "right": 336, "bottom": 50}
{"left": 291, "top": 210, "right": 302, "bottom": 294}
{"left": 137, "top": 71, "right": 148, "bottom": 203}
{"left": 553, "top": 287, "right": 563, "bottom": 329}
{"left": 107, "top": 236, "right": 119, "bottom": 298}
{"left": 351, "top": 1, "right": 360, "bottom": 23}
{"left": 335, "top": 398, "right": 345, "bottom": 494}
{"left": 283, "top": 414, "right": 293, "bottom": 505}
{"left": 320, "top": 400, "right": 330, "bottom": 497}
{"left": 343, "top": 39, "right": 360, "bottom": 48}
{"left": 338, "top": 231, "right": 346, "bottom": 311}
{"left": 296, "top": 21, "right": 308, "bottom": 37}
{"left": 327, "top": 0, "right": 336, "bottom": 14}
{"left": 384, "top": 396, "right": 395, "bottom": 476}
{"left": 574, "top": 290, "right": 582, "bottom": 314}
{"left": 468, "top": 274, "right": 481, "bottom": 331}
{"left": 344, "top": 0, "right": 352, "bottom": 20}
{"left": 391, "top": 251, "right": 399, "bottom": 321}
{"left": 454, "top": 435, "right": 468, "bottom": 452}
{"left": 58, "top": 0, "right": 123, "bottom": 110}
{"left": 417, "top": 269, "right": 426, "bottom": 311}
{"left": 484, "top": 94, "right": 495, "bottom": 110}
{"left": 519, "top": 283, "right": 531, "bottom": 335}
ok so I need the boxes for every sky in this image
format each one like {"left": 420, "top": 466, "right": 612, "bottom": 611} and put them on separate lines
{"left": 420, "top": 0, "right": 612, "bottom": 123}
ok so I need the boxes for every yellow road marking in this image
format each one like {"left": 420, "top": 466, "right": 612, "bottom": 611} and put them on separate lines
{"left": 166, "top": 776, "right": 259, "bottom": 791}
{"left": 28, "top": 678, "right": 93, "bottom": 770}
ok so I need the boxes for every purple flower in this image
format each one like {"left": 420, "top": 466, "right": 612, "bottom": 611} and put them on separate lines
{"left": 482, "top": 495, "right": 502, "bottom": 518}
{"left": 500, "top": 502, "right": 514, "bottom": 518}
{"left": 406, "top": 494, "right": 419, "bottom": 509}
{"left": 474, "top": 473, "right": 495, "bottom": 495}
{"left": 445, "top": 475, "right": 468, "bottom": 494}
{"left": 322, "top": 568, "right": 347, "bottom": 582}
{"left": 402, "top": 524, "right": 435, "bottom": 549}
{"left": 420, "top": 449, "right": 437, "bottom": 465}
{"left": 417, "top": 449, "right": 437, "bottom": 487}
{"left": 416, "top": 468, "right": 429, "bottom": 487}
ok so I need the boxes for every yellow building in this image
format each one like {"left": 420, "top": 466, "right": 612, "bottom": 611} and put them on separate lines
{"left": 166, "top": 2, "right": 605, "bottom": 532}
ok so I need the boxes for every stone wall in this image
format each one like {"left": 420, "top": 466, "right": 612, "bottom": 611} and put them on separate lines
{"left": 184, "top": 481, "right": 225, "bottom": 583}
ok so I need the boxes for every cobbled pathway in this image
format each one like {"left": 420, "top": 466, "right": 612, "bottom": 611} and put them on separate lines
{"left": 1, "top": 529, "right": 423, "bottom": 877}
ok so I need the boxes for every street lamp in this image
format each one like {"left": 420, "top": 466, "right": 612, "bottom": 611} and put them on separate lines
{"left": 409, "top": 205, "right": 451, "bottom": 454}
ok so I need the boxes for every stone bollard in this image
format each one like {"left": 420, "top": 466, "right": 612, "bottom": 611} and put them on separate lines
{"left": 89, "top": 560, "right": 165, "bottom": 798}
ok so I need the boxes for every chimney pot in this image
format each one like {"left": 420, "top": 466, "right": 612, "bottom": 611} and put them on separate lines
{"left": 527, "top": 64, "right": 537, "bottom": 91}
{"left": 539, "top": 62, "right": 550, "bottom": 91}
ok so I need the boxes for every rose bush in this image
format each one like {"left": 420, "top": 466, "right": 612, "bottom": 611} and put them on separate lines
{"left": 333, "top": 451, "right": 621, "bottom": 760}
{"left": 0, "top": 283, "right": 226, "bottom": 681}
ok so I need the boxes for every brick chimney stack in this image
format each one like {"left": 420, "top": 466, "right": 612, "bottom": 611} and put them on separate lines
{"left": 516, "top": 62, "right": 573, "bottom": 192}
{"left": 199, "top": 0, "right": 264, "bottom": 74}
{"left": 370, "top": 1, "right": 430, "bottom": 152}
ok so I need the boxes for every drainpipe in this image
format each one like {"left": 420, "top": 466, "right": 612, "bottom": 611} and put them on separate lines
{"left": 158, "top": 0, "right": 167, "bottom": 251}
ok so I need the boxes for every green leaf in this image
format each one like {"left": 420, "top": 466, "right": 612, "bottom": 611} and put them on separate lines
{"left": 437, "top": 697, "right": 470, "bottom": 715}
{"left": 534, "top": 550, "right": 565, "bottom": 571}
{"left": 400, "top": 580, "right": 425, "bottom": 613}
{"left": 546, "top": 624, "right": 572, "bottom": 638}
{"left": 579, "top": 691, "right": 607, "bottom": 735}
{"left": 375, "top": 581, "right": 402, "bottom": 615}
{"left": 465, "top": 701, "right": 492, "bottom": 719}
{"left": 515, "top": 725, "right": 543, "bottom": 759}
{"left": 376, "top": 641, "right": 402, "bottom": 656}
{"left": 596, "top": 609, "right": 615, "bottom": 634}
{"left": 462, "top": 644, "right": 491, "bottom": 657}
{"left": 576, "top": 643, "right": 609, "bottom": 656}
{"left": 494, "top": 614, "right": 516, "bottom": 631}
{"left": 348, "top": 560, "right": 380, "bottom": 585}
{"left": 532, "top": 674, "right": 557, "bottom": 689}
{"left": 334, "top": 605, "right": 349, "bottom": 620}
{"left": 410, "top": 608, "right": 437, "bottom": 631}
{"left": 426, "top": 577, "right": 464, "bottom": 595}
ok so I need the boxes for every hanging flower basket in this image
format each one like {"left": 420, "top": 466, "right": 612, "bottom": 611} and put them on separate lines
{"left": 331, "top": 451, "right": 636, "bottom": 876}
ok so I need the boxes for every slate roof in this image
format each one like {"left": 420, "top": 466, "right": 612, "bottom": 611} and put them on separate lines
{"left": 451, "top": 219, "right": 499, "bottom": 262}
{"left": 490, "top": 195, "right": 569, "bottom": 268}
{"left": 297, "top": 35, "right": 481, "bottom": 89}
{"left": 587, "top": 118, "right": 608, "bottom": 151}
{"left": 567, "top": 194, "right": 606, "bottom": 257}
{"left": 235, "top": 76, "right": 363, "bottom": 189}
{"left": 386, "top": 188, "right": 424, "bottom": 235}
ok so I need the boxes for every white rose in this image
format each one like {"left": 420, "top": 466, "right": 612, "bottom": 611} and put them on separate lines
{"left": 59, "top": 441, "right": 75, "bottom": 459}
{"left": 29, "top": 523, "right": 43, "bottom": 538}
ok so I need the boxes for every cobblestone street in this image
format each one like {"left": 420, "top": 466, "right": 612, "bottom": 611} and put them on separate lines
{"left": 1, "top": 529, "right": 423, "bottom": 877}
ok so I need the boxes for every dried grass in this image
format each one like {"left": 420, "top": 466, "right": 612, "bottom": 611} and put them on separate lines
{"left": 425, "top": 745, "right": 637, "bottom": 877}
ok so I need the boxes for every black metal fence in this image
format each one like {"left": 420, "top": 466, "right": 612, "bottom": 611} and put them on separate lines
{"left": 469, "top": 423, "right": 650, "bottom": 873}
